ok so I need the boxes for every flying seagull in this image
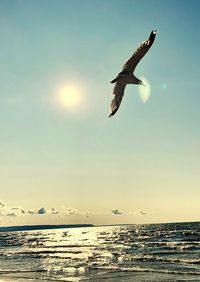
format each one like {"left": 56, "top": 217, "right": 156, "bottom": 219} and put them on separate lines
{"left": 109, "top": 30, "right": 156, "bottom": 117}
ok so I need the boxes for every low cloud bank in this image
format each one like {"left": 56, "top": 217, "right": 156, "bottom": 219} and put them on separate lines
{"left": 0, "top": 200, "right": 150, "bottom": 218}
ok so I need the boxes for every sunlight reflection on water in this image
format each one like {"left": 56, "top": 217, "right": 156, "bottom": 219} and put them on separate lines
{"left": 0, "top": 223, "right": 200, "bottom": 281}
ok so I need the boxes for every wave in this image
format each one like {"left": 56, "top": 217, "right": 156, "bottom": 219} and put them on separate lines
{"left": 123, "top": 255, "right": 200, "bottom": 265}
{"left": 90, "top": 265, "right": 200, "bottom": 276}
{"left": 0, "top": 269, "right": 46, "bottom": 273}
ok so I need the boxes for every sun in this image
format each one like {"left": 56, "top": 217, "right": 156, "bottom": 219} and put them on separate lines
{"left": 56, "top": 84, "right": 83, "bottom": 110}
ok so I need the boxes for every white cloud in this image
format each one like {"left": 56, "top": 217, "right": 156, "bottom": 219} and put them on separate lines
{"left": 27, "top": 210, "right": 37, "bottom": 215}
{"left": 51, "top": 208, "right": 59, "bottom": 214}
{"left": 137, "top": 210, "right": 148, "bottom": 216}
{"left": 62, "top": 207, "right": 89, "bottom": 217}
{"left": 28, "top": 207, "right": 46, "bottom": 215}
{"left": 112, "top": 209, "right": 124, "bottom": 215}
{"left": 0, "top": 202, "right": 60, "bottom": 217}
{"left": 0, "top": 203, "right": 25, "bottom": 217}
{"left": 0, "top": 211, "right": 16, "bottom": 217}
{"left": 0, "top": 200, "right": 151, "bottom": 219}
{"left": 38, "top": 207, "right": 46, "bottom": 215}
{"left": 0, "top": 201, "right": 5, "bottom": 208}
{"left": 111, "top": 209, "right": 150, "bottom": 216}
{"left": 11, "top": 207, "right": 26, "bottom": 214}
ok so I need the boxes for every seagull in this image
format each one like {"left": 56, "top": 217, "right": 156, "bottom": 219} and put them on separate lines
{"left": 109, "top": 30, "right": 156, "bottom": 117}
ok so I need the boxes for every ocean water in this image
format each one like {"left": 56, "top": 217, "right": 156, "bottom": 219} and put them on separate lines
{"left": 0, "top": 222, "right": 200, "bottom": 282}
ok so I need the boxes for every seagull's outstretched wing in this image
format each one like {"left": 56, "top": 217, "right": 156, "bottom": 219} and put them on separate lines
{"left": 122, "top": 30, "right": 156, "bottom": 73}
{"left": 109, "top": 82, "right": 126, "bottom": 117}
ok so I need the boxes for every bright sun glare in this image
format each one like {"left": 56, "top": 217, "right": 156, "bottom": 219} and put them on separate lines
{"left": 138, "top": 76, "right": 151, "bottom": 103}
{"left": 56, "top": 84, "right": 83, "bottom": 110}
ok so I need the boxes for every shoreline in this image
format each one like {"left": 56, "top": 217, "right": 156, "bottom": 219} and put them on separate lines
{"left": 0, "top": 220, "right": 199, "bottom": 233}
{"left": 0, "top": 271, "right": 198, "bottom": 282}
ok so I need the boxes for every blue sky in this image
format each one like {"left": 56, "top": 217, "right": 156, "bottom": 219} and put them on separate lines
{"left": 0, "top": 0, "right": 200, "bottom": 226}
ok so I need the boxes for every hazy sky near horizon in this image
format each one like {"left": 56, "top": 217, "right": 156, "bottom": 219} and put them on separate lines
{"left": 0, "top": 0, "right": 200, "bottom": 226}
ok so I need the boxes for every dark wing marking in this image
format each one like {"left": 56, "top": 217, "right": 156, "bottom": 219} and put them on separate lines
{"left": 109, "top": 83, "right": 126, "bottom": 117}
{"left": 122, "top": 30, "right": 156, "bottom": 73}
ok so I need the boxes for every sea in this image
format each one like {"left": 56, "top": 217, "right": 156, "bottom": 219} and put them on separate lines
{"left": 0, "top": 221, "right": 200, "bottom": 282}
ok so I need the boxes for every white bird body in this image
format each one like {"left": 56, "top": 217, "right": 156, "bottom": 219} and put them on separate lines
{"left": 109, "top": 30, "right": 156, "bottom": 117}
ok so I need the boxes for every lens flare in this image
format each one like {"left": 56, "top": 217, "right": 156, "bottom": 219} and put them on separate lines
{"left": 161, "top": 83, "right": 167, "bottom": 90}
{"left": 138, "top": 76, "right": 151, "bottom": 103}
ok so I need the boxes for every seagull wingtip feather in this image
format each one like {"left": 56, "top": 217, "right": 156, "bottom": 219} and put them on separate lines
{"left": 108, "top": 107, "right": 119, "bottom": 117}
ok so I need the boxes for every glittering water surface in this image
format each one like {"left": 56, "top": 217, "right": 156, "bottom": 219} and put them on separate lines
{"left": 0, "top": 222, "right": 200, "bottom": 281}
